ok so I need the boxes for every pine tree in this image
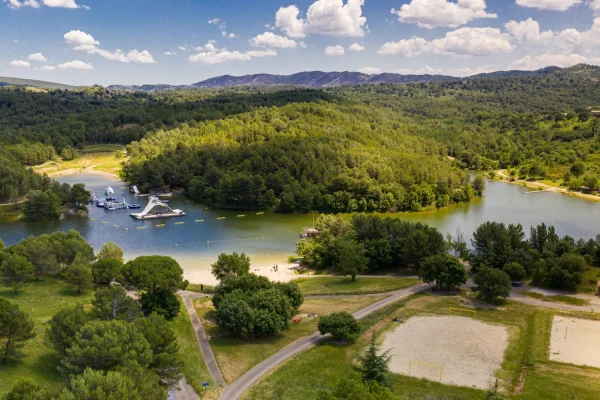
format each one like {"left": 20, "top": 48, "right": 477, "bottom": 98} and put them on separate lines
{"left": 358, "top": 333, "right": 392, "bottom": 384}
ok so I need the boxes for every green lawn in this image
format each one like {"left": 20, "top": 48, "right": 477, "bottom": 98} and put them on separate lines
{"left": 171, "top": 296, "right": 213, "bottom": 395}
{"left": 0, "top": 279, "right": 94, "bottom": 396}
{"left": 80, "top": 144, "right": 125, "bottom": 153}
{"left": 293, "top": 277, "right": 419, "bottom": 296}
{"left": 194, "top": 295, "right": 388, "bottom": 384}
{"left": 244, "top": 294, "right": 600, "bottom": 400}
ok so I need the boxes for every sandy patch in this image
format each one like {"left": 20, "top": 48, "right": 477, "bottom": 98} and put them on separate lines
{"left": 550, "top": 316, "right": 600, "bottom": 368}
{"left": 181, "top": 261, "right": 300, "bottom": 286}
{"left": 381, "top": 315, "right": 508, "bottom": 389}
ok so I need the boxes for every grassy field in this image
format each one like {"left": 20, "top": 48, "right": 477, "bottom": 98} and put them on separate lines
{"left": 194, "top": 295, "right": 387, "bottom": 383}
{"left": 171, "top": 296, "right": 214, "bottom": 397}
{"left": 293, "top": 277, "right": 419, "bottom": 296}
{"left": 33, "top": 148, "right": 125, "bottom": 177}
{"left": 521, "top": 291, "right": 590, "bottom": 306}
{"left": 80, "top": 144, "right": 125, "bottom": 153}
{"left": 244, "top": 294, "right": 600, "bottom": 400}
{"left": 0, "top": 279, "right": 94, "bottom": 396}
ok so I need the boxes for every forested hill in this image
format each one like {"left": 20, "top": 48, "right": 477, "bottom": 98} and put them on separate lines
{"left": 3, "top": 64, "right": 600, "bottom": 211}
{"left": 0, "top": 76, "right": 80, "bottom": 90}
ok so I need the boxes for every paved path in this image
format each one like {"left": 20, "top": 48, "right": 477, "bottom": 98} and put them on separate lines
{"left": 218, "top": 283, "right": 431, "bottom": 400}
{"left": 178, "top": 290, "right": 227, "bottom": 388}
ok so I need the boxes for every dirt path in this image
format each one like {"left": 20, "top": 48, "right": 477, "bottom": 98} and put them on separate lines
{"left": 178, "top": 290, "right": 227, "bottom": 388}
{"left": 495, "top": 169, "right": 600, "bottom": 202}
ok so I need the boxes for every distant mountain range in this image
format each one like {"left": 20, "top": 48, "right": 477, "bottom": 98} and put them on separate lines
{"left": 2, "top": 64, "right": 598, "bottom": 92}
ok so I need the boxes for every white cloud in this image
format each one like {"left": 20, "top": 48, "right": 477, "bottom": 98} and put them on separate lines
{"left": 276, "top": 0, "right": 367, "bottom": 38}
{"left": 250, "top": 32, "right": 297, "bottom": 48}
{"left": 349, "top": 43, "right": 365, "bottom": 51}
{"left": 378, "top": 27, "right": 513, "bottom": 57}
{"left": 358, "top": 67, "right": 381, "bottom": 74}
{"left": 505, "top": 18, "right": 554, "bottom": 44}
{"left": 163, "top": 51, "right": 176, "bottom": 56}
{"left": 208, "top": 18, "right": 220, "bottom": 24}
{"left": 10, "top": 60, "right": 31, "bottom": 68}
{"left": 378, "top": 37, "right": 431, "bottom": 57}
{"left": 189, "top": 42, "right": 277, "bottom": 64}
{"left": 64, "top": 30, "right": 99, "bottom": 50}
{"left": 64, "top": 30, "right": 156, "bottom": 64}
{"left": 39, "top": 65, "right": 56, "bottom": 71}
{"left": 28, "top": 52, "right": 47, "bottom": 62}
{"left": 392, "top": 0, "right": 497, "bottom": 29}
{"left": 59, "top": 60, "right": 93, "bottom": 69}
{"left": 593, "top": 0, "right": 600, "bottom": 14}
{"left": 228, "top": 33, "right": 236, "bottom": 38}
{"left": 325, "top": 45, "right": 345, "bottom": 55}
{"left": 42, "top": 0, "right": 80, "bottom": 8}
{"left": 394, "top": 64, "right": 495, "bottom": 76}
{"left": 5, "top": 0, "right": 82, "bottom": 8}
{"left": 13, "top": 40, "right": 19, "bottom": 44}
{"left": 516, "top": 0, "right": 581, "bottom": 11}
{"left": 511, "top": 53, "right": 589, "bottom": 69}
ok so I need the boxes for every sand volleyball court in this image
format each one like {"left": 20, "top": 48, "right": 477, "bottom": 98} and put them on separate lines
{"left": 550, "top": 316, "right": 600, "bottom": 368}
{"left": 381, "top": 315, "right": 508, "bottom": 389}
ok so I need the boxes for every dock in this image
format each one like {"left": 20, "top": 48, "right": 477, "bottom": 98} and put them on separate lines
{"left": 130, "top": 196, "right": 186, "bottom": 220}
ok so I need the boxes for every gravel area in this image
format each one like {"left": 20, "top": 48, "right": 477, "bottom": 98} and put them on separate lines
{"left": 381, "top": 316, "right": 508, "bottom": 389}
{"left": 550, "top": 316, "right": 600, "bottom": 368}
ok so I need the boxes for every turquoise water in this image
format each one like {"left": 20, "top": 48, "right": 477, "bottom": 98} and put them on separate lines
{"left": 1, "top": 173, "right": 599, "bottom": 274}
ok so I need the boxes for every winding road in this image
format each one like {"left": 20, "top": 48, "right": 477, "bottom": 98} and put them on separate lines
{"left": 178, "top": 278, "right": 597, "bottom": 400}
{"left": 218, "top": 283, "right": 432, "bottom": 400}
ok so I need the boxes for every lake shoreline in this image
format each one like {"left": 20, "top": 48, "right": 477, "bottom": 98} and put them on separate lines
{"left": 494, "top": 169, "right": 600, "bottom": 203}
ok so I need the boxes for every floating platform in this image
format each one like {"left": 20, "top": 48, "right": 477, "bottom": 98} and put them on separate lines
{"left": 130, "top": 196, "right": 186, "bottom": 220}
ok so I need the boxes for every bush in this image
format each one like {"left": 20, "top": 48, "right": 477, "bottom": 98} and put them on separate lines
{"left": 318, "top": 312, "right": 360, "bottom": 341}
{"left": 533, "top": 253, "right": 586, "bottom": 289}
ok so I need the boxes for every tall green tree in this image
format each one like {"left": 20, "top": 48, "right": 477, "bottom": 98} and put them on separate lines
{"left": 0, "top": 299, "right": 36, "bottom": 364}
{"left": 22, "top": 190, "right": 61, "bottom": 222}
{"left": 134, "top": 313, "right": 182, "bottom": 387}
{"left": 62, "top": 368, "right": 142, "bottom": 400}
{"left": 124, "top": 256, "right": 183, "bottom": 295}
{"left": 211, "top": 252, "right": 251, "bottom": 281}
{"left": 474, "top": 267, "right": 512, "bottom": 303}
{"left": 92, "top": 258, "right": 124, "bottom": 285}
{"left": 63, "top": 254, "right": 94, "bottom": 295}
{"left": 1, "top": 254, "right": 34, "bottom": 294}
{"left": 334, "top": 238, "right": 368, "bottom": 282}
{"left": 60, "top": 320, "right": 152, "bottom": 377}
{"left": 419, "top": 254, "right": 467, "bottom": 290}
{"left": 46, "top": 304, "right": 91, "bottom": 355}
{"left": 91, "top": 286, "right": 141, "bottom": 323}
{"left": 97, "top": 242, "right": 124, "bottom": 264}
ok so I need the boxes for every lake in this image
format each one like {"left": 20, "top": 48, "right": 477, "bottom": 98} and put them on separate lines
{"left": 1, "top": 173, "right": 599, "bottom": 280}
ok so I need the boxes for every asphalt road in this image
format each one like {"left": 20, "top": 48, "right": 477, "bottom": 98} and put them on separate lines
{"left": 218, "top": 283, "right": 432, "bottom": 400}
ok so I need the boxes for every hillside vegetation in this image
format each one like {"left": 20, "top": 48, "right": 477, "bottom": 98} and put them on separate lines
{"left": 3, "top": 64, "right": 600, "bottom": 209}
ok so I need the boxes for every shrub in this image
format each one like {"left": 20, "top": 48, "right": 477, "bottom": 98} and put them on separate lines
{"left": 318, "top": 312, "right": 360, "bottom": 341}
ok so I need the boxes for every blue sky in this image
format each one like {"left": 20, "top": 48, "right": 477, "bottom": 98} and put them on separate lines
{"left": 1, "top": 0, "right": 599, "bottom": 85}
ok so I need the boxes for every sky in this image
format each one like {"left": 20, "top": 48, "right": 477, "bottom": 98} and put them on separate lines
{"left": 1, "top": 0, "right": 599, "bottom": 86}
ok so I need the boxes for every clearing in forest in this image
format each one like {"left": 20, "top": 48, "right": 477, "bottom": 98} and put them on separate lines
{"left": 381, "top": 315, "right": 508, "bottom": 390}
{"left": 550, "top": 316, "right": 600, "bottom": 368}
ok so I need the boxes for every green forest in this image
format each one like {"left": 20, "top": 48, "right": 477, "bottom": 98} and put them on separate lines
{"left": 3, "top": 64, "right": 600, "bottom": 212}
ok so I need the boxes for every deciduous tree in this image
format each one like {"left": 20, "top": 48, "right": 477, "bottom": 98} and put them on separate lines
{"left": 211, "top": 252, "right": 250, "bottom": 281}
